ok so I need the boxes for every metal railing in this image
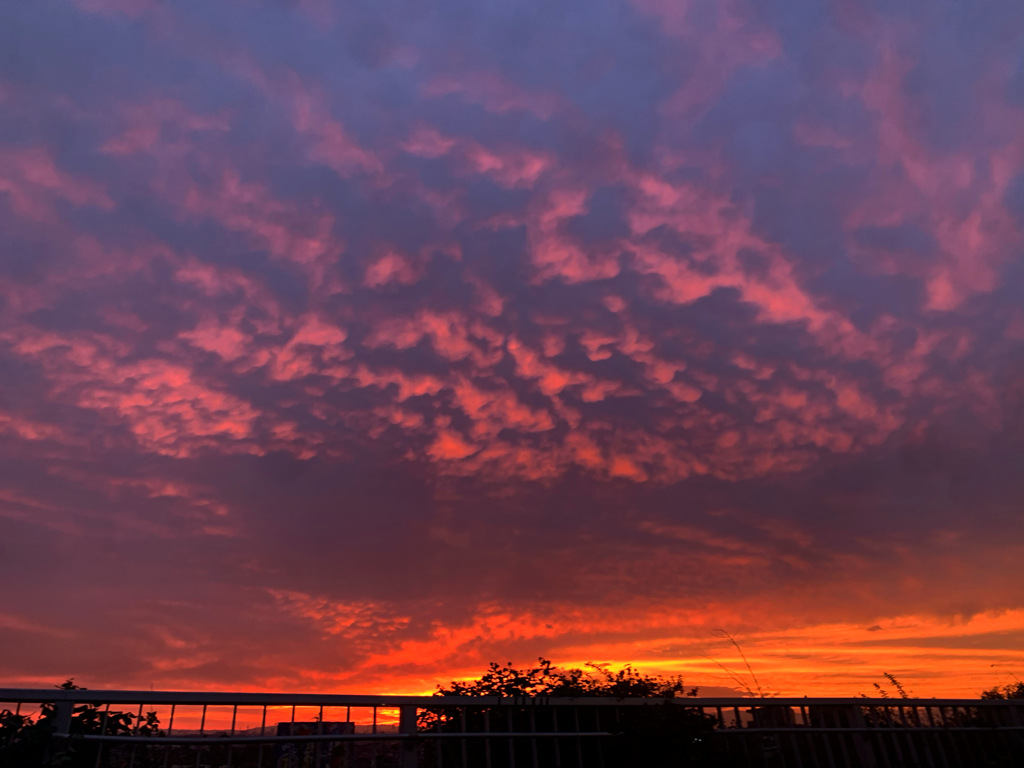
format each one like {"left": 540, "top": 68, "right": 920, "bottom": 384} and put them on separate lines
{"left": 2, "top": 688, "right": 1022, "bottom": 767}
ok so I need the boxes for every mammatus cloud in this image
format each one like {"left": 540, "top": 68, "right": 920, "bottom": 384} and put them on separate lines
{"left": 0, "top": 0, "right": 1022, "bottom": 696}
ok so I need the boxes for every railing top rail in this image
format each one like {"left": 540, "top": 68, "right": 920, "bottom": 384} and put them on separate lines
{"left": 0, "top": 689, "right": 1019, "bottom": 708}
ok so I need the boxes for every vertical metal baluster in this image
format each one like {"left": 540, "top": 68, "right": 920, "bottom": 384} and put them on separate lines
{"left": 434, "top": 706, "right": 443, "bottom": 768}
{"left": 618, "top": 705, "right": 626, "bottom": 763}
{"left": 927, "top": 706, "right": 952, "bottom": 768}
{"left": 941, "top": 705, "right": 954, "bottom": 768}
{"left": 225, "top": 704, "right": 237, "bottom": 768}
{"left": 787, "top": 728, "right": 804, "bottom": 768}
{"left": 161, "top": 704, "right": 175, "bottom": 768}
{"left": 913, "top": 706, "right": 937, "bottom": 768}
{"left": 127, "top": 702, "right": 143, "bottom": 768}
{"left": 460, "top": 707, "right": 468, "bottom": 768}
{"left": 94, "top": 703, "right": 111, "bottom": 768}
{"left": 889, "top": 704, "right": 907, "bottom": 768}
{"left": 894, "top": 701, "right": 916, "bottom": 767}
{"left": 574, "top": 707, "right": 582, "bottom": 768}
{"left": 506, "top": 707, "right": 515, "bottom": 767}
{"left": 813, "top": 708, "right": 835, "bottom": 768}
{"left": 290, "top": 704, "right": 299, "bottom": 768}
{"left": 482, "top": 709, "right": 493, "bottom": 768}
{"left": 529, "top": 705, "right": 538, "bottom": 768}
{"left": 822, "top": 724, "right": 837, "bottom": 768}
{"left": 945, "top": 707, "right": 965, "bottom": 767}
{"left": 257, "top": 705, "right": 267, "bottom": 768}
{"left": 799, "top": 705, "right": 819, "bottom": 767}
{"left": 878, "top": 704, "right": 893, "bottom": 768}
{"left": 965, "top": 705, "right": 986, "bottom": 768}
{"left": 315, "top": 705, "right": 324, "bottom": 768}
{"left": 1000, "top": 703, "right": 1023, "bottom": 767}
{"left": 345, "top": 705, "right": 353, "bottom": 768}
{"left": 194, "top": 704, "right": 207, "bottom": 768}
{"left": 936, "top": 707, "right": 951, "bottom": 768}
{"left": 552, "top": 707, "right": 560, "bottom": 768}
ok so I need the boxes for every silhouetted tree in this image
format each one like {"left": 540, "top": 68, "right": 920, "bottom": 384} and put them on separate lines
{"left": 981, "top": 681, "right": 1024, "bottom": 699}
{"left": 419, "top": 659, "right": 721, "bottom": 768}
{"left": 0, "top": 680, "right": 161, "bottom": 768}
{"left": 431, "top": 657, "right": 697, "bottom": 699}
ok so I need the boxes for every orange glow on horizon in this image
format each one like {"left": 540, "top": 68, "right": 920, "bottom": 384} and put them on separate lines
{"left": 60, "top": 609, "right": 1018, "bottom": 701}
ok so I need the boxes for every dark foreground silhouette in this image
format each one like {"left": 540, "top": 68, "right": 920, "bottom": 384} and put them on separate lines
{"left": 2, "top": 670, "right": 1023, "bottom": 767}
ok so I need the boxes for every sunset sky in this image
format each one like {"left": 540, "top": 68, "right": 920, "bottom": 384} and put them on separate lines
{"left": 1, "top": 0, "right": 1023, "bottom": 699}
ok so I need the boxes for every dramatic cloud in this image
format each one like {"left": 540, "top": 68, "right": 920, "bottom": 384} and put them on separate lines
{"left": 1, "top": 0, "right": 1023, "bottom": 696}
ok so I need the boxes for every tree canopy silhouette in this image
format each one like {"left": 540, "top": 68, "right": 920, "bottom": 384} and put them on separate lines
{"left": 0, "top": 680, "right": 161, "bottom": 768}
{"left": 421, "top": 659, "right": 717, "bottom": 768}
{"left": 981, "top": 681, "right": 1024, "bottom": 700}
{"left": 432, "top": 657, "right": 699, "bottom": 698}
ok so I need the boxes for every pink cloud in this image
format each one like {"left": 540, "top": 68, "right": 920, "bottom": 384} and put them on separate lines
{"left": 6, "top": 329, "right": 264, "bottom": 458}
{"left": 844, "top": 34, "right": 1024, "bottom": 310}
{"left": 364, "top": 250, "right": 420, "bottom": 287}
{"left": 401, "top": 126, "right": 457, "bottom": 159}
{"left": 464, "top": 143, "right": 550, "bottom": 188}
{"left": 101, "top": 99, "right": 230, "bottom": 157}
{"left": 528, "top": 186, "right": 622, "bottom": 282}
{"left": 422, "top": 71, "right": 562, "bottom": 119}
{"left": 270, "top": 316, "right": 350, "bottom": 381}
{"left": 633, "top": 0, "right": 781, "bottom": 122}
{"left": 428, "top": 428, "right": 479, "bottom": 461}
{"left": 366, "top": 310, "right": 504, "bottom": 367}
{"left": 76, "top": 359, "right": 262, "bottom": 456}
{"left": 451, "top": 378, "right": 555, "bottom": 438}
{"left": 0, "top": 147, "right": 113, "bottom": 221}
{"left": 180, "top": 320, "right": 253, "bottom": 362}
{"left": 179, "top": 169, "right": 342, "bottom": 268}
{"left": 0, "top": 410, "right": 69, "bottom": 444}
{"left": 402, "top": 125, "right": 551, "bottom": 188}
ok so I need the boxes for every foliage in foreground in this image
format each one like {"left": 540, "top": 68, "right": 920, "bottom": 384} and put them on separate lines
{"left": 421, "top": 658, "right": 720, "bottom": 768}
{"left": 981, "top": 681, "right": 1024, "bottom": 700}
{"left": 0, "top": 680, "right": 161, "bottom": 768}
{"left": 432, "top": 657, "right": 699, "bottom": 698}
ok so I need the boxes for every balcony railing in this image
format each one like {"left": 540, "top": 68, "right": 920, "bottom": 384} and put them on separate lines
{"left": 2, "top": 688, "right": 1022, "bottom": 767}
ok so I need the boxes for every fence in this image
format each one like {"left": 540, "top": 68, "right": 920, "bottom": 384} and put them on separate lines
{"left": 2, "top": 688, "right": 1022, "bottom": 767}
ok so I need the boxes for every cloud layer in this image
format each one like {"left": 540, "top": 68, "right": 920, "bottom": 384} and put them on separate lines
{"left": 1, "top": 0, "right": 1023, "bottom": 696}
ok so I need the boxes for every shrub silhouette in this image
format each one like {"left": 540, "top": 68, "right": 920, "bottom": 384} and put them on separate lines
{"left": 981, "top": 681, "right": 1024, "bottom": 700}
{"left": 0, "top": 680, "right": 161, "bottom": 768}
{"left": 419, "top": 658, "right": 720, "bottom": 768}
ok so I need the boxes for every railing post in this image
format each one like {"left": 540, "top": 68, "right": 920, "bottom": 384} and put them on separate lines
{"left": 399, "top": 704, "right": 418, "bottom": 768}
{"left": 43, "top": 699, "right": 74, "bottom": 766}
{"left": 847, "top": 703, "right": 878, "bottom": 768}
{"left": 53, "top": 700, "right": 73, "bottom": 737}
